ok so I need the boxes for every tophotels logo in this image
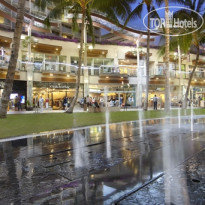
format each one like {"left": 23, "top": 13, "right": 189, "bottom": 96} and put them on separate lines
{"left": 143, "top": 6, "right": 204, "bottom": 37}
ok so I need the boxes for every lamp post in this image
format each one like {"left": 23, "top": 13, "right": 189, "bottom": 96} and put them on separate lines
{"left": 136, "top": 38, "right": 143, "bottom": 108}
{"left": 26, "top": 23, "right": 34, "bottom": 109}
{"left": 178, "top": 44, "right": 182, "bottom": 103}
{"left": 83, "top": 24, "right": 89, "bottom": 98}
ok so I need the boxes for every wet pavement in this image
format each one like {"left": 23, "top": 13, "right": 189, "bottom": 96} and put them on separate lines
{"left": 0, "top": 116, "right": 205, "bottom": 204}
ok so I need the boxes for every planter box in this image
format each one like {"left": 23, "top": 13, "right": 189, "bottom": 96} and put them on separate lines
{"left": 26, "top": 107, "right": 33, "bottom": 111}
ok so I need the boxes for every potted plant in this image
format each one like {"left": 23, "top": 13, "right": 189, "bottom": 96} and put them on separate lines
{"left": 26, "top": 100, "right": 33, "bottom": 111}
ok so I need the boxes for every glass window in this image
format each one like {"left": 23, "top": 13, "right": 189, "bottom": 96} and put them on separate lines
{"left": 94, "top": 59, "right": 103, "bottom": 75}
{"left": 45, "top": 55, "right": 57, "bottom": 71}
{"left": 59, "top": 56, "right": 66, "bottom": 72}
{"left": 21, "top": 51, "right": 33, "bottom": 71}
{"left": 33, "top": 53, "right": 43, "bottom": 71}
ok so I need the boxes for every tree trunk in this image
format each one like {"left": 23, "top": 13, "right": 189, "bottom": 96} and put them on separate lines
{"left": 66, "top": 9, "right": 86, "bottom": 113}
{"left": 183, "top": 46, "right": 200, "bottom": 108}
{"left": 164, "top": 0, "right": 170, "bottom": 112}
{"left": 0, "top": 0, "right": 26, "bottom": 118}
{"left": 144, "top": 5, "right": 151, "bottom": 111}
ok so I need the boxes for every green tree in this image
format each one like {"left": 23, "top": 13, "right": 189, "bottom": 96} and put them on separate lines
{"left": 0, "top": 0, "right": 26, "bottom": 119}
{"left": 124, "top": 0, "right": 163, "bottom": 111}
{"left": 36, "top": 0, "right": 134, "bottom": 113}
{"left": 162, "top": 0, "right": 205, "bottom": 108}
{"left": 175, "top": 0, "right": 205, "bottom": 108}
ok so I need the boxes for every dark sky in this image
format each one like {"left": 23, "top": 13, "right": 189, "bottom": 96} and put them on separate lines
{"left": 129, "top": 0, "right": 205, "bottom": 31}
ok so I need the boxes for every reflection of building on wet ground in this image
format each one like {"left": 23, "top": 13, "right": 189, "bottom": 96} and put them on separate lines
{"left": 0, "top": 1, "right": 205, "bottom": 110}
{"left": 0, "top": 117, "right": 204, "bottom": 204}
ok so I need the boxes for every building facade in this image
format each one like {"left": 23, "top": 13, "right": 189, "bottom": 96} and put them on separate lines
{"left": 0, "top": 0, "right": 205, "bottom": 110}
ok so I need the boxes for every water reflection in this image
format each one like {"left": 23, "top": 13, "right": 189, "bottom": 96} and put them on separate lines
{"left": 0, "top": 117, "right": 204, "bottom": 204}
{"left": 72, "top": 131, "right": 89, "bottom": 168}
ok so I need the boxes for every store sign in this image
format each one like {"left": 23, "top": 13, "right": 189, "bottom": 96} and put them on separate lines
{"left": 143, "top": 6, "right": 204, "bottom": 37}
{"left": 49, "top": 84, "right": 70, "bottom": 89}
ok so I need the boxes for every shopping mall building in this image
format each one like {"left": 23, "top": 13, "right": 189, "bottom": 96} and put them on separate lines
{"left": 0, "top": 0, "right": 205, "bottom": 110}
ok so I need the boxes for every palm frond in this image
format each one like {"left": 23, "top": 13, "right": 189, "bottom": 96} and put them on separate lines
{"left": 124, "top": 2, "right": 144, "bottom": 27}
{"left": 86, "top": 6, "right": 95, "bottom": 46}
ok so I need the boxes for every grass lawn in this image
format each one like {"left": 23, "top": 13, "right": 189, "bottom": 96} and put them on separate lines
{"left": 0, "top": 109, "right": 205, "bottom": 139}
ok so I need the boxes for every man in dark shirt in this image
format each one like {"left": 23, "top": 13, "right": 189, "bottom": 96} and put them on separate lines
{"left": 153, "top": 95, "right": 158, "bottom": 110}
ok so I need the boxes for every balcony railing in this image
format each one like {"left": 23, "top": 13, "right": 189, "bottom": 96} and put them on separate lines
{"left": 99, "top": 65, "right": 137, "bottom": 77}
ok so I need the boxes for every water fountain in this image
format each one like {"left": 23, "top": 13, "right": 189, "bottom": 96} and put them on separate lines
{"left": 73, "top": 131, "right": 89, "bottom": 168}
{"left": 178, "top": 107, "right": 181, "bottom": 129}
{"left": 104, "top": 87, "right": 111, "bottom": 159}
{"left": 191, "top": 102, "right": 194, "bottom": 132}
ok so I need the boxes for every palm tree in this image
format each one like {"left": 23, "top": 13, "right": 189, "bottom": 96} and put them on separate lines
{"left": 35, "top": 0, "right": 134, "bottom": 113}
{"left": 164, "top": 0, "right": 170, "bottom": 112}
{"left": 175, "top": 0, "right": 205, "bottom": 108}
{"left": 0, "top": 0, "right": 26, "bottom": 119}
{"left": 124, "top": 0, "right": 163, "bottom": 111}
{"left": 169, "top": 0, "right": 205, "bottom": 108}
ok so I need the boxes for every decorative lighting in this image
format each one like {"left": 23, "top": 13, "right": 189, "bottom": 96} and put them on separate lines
{"left": 194, "top": 79, "right": 197, "bottom": 82}
{"left": 21, "top": 35, "right": 26, "bottom": 40}
{"left": 88, "top": 45, "right": 93, "bottom": 50}
{"left": 67, "top": 74, "right": 70, "bottom": 77}
{"left": 56, "top": 48, "right": 59, "bottom": 51}
{"left": 50, "top": 73, "right": 53, "bottom": 77}
{"left": 156, "top": 78, "right": 159, "bottom": 80}
{"left": 106, "top": 76, "right": 109, "bottom": 79}
{"left": 121, "top": 77, "right": 124, "bottom": 79}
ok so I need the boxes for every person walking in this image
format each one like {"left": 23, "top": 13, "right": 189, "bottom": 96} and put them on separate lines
{"left": 39, "top": 96, "right": 44, "bottom": 112}
{"left": 84, "top": 97, "right": 87, "bottom": 111}
{"left": 153, "top": 95, "right": 158, "bottom": 110}
{"left": 63, "top": 96, "right": 68, "bottom": 110}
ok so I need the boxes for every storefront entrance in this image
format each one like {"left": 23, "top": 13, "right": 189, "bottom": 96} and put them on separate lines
{"left": 33, "top": 82, "right": 83, "bottom": 110}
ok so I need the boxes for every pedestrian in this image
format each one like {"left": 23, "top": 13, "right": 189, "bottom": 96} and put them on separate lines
{"left": 17, "top": 95, "right": 22, "bottom": 111}
{"left": 14, "top": 96, "right": 18, "bottom": 111}
{"left": 84, "top": 97, "right": 87, "bottom": 111}
{"left": 86, "top": 95, "right": 90, "bottom": 108}
{"left": 63, "top": 96, "right": 68, "bottom": 110}
{"left": 39, "top": 96, "right": 44, "bottom": 112}
{"left": 153, "top": 95, "right": 158, "bottom": 110}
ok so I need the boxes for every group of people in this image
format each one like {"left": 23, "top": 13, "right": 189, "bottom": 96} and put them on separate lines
{"left": 63, "top": 97, "right": 71, "bottom": 110}
{"left": 79, "top": 95, "right": 121, "bottom": 111}
{"left": 14, "top": 96, "right": 22, "bottom": 111}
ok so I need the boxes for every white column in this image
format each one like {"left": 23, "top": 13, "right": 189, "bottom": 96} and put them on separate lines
{"left": 27, "top": 25, "right": 33, "bottom": 106}
{"left": 83, "top": 24, "right": 89, "bottom": 97}
{"left": 178, "top": 44, "right": 182, "bottom": 101}
{"left": 136, "top": 38, "right": 142, "bottom": 107}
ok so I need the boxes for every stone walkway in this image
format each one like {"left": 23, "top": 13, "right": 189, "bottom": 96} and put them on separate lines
{"left": 0, "top": 117, "right": 204, "bottom": 204}
{"left": 117, "top": 148, "right": 205, "bottom": 205}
